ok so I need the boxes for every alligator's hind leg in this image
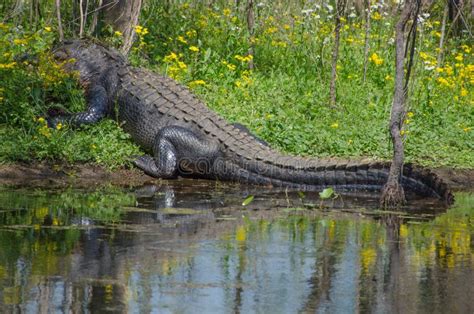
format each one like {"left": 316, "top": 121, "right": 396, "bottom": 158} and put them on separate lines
{"left": 134, "top": 125, "right": 221, "bottom": 179}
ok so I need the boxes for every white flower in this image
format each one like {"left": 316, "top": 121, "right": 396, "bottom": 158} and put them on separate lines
{"left": 349, "top": 12, "right": 357, "bottom": 18}
{"left": 325, "top": 4, "right": 334, "bottom": 12}
{"left": 302, "top": 9, "right": 314, "bottom": 15}
{"left": 425, "top": 65, "right": 435, "bottom": 71}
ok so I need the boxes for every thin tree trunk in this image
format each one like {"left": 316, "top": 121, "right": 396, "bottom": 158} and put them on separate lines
{"left": 56, "top": 0, "right": 64, "bottom": 41}
{"left": 102, "top": 0, "right": 143, "bottom": 55}
{"left": 437, "top": 4, "right": 448, "bottom": 67}
{"left": 329, "top": 0, "right": 346, "bottom": 107}
{"left": 79, "top": 0, "right": 85, "bottom": 37}
{"left": 380, "top": 0, "right": 418, "bottom": 208}
{"left": 362, "top": 0, "right": 371, "bottom": 82}
{"left": 246, "top": 0, "right": 255, "bottom": 70}
{"left": 89, "top": 0, "right": 103, "bottom": 34}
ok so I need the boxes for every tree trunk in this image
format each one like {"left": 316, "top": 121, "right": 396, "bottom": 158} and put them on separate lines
{"left": 89, "top": 0, "right": 103, "bottom": 34}
{"left": 79, "top": 0, "right": 84, "bottom": 38}
{"left": 56, "top": 0, "right": 64, "bottom": 41}
{"left": 362, "top": 0, "right": 370, "bottom": 82}
{"left": 380, "top": 0, "right": 418, "bottom": 208}
{"left": 246, "top": 0, "right": 255, "bottom": 70}
{"left": 329, "top": 0, "right": 346, "bottom": 107}
{"left": 101, "top": 0, "right": 143, "bottom": 55}
{"left": 437, "top": 4, "right": 448, "bottom": 67}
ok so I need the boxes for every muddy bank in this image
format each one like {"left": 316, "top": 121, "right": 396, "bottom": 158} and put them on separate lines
{"left": 0, "top": 162, "right": 473, "bottom": 190}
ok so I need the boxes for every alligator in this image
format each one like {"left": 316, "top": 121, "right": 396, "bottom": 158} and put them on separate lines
{"left": 49, "top": 40, "right": 453, "bottom": 203}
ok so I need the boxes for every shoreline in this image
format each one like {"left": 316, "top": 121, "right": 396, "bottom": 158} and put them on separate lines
{"left": 0, "top": 162, "right": 473, "bottom": 191}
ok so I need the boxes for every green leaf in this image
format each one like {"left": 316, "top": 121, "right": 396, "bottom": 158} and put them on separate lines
{"left": 319, "top": 187, "right": 335, "bottom": 200}
{"left": 242, "top": 195, "right": 254, "bottom": 206}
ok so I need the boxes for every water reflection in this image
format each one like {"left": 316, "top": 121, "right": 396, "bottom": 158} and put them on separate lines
{"left": 0, "top": 182, "right": 472, "bottom": 313}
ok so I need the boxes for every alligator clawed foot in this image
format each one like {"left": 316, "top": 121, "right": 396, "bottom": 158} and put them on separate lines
{"left": 133, "top": 155, "right": 176, "bottom": 179}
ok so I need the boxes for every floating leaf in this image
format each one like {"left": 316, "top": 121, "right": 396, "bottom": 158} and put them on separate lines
{"left": 242, "top": 195, "right": 254, "bottom": 206}
{"left": 319, "top": 188, "right": 335, "bottom": 199}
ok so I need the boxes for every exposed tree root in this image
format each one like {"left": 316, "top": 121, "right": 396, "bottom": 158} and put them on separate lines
{"left": 380, "top": 181, "right": 406, "bottom": 208}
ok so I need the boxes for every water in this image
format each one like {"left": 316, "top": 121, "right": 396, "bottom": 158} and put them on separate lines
{"left": 0, "top": 180, "right": 472, "bottom": 313}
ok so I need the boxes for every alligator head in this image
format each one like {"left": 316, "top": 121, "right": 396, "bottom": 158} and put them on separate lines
{"left": 52, "top": 39, "right": 125, "bottom": 85}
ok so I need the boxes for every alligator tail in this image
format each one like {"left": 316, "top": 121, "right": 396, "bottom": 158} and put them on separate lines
{"left": 217, "top": 158, "right": 454, "bottom": 204}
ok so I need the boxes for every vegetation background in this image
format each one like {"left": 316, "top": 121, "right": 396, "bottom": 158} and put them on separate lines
{"left": 0, "top": 0, "right": 472, "bottom": 169}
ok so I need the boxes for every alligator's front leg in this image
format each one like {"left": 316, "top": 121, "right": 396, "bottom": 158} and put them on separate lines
{"left": 134, "top": 125, "right": 221, "bottom": 179}
{"left": 48, "top": 85, "right": 109, "bottom": 128}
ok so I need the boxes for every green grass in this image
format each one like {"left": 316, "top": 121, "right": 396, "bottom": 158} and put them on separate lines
{"left": 0, "top": 2, "right": 472, "bottom": 169}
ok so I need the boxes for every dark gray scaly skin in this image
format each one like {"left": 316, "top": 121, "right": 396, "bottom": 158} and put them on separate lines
{"left": 50, "top": 40, "right": 453, "bottom": 203}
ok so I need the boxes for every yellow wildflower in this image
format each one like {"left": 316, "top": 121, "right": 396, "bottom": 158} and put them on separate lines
{"left": 114, "top": 31, "right": 122, "bottom": 36}
{"left": 135, "top": 25, "right": 149, "bottom": 35}
{"left": 264, "top": 27, "right": 278, "bottom": 35}
{"left": 463, "top": 127, "right": 472, "bottom": 132}
{"left": 445, "top": 65, "right": 454, "bottom": 75}
{"left": 189, "top": 80, "right": 206, "bottom": 88}
{"left": 369, "top": 53, "right": 383, "bottom": 66}
{"left": 39, "top": 126, "right": 51, "bottom": 138}
{"left": 407, "top": 112, "right": 414, "bottom": 118}
{"left": 163, "top": 52, "right": 178, "bottom": 62}
{"left": 189, "top": 46, "right": 199, "bottom": 52}
{"left": 186, "top": 29, "right": 197, "bottom": 38}
{"left": 419, "top": 52, "right": 429, "bottom": 60}
{"left": 331, "top": 122, "right": 339, "bottom": 128}
{"left": 437, "top": 77, "right": 450, "bottom": 87}
{"left": 56, "top": 123, "right": 63, "bottom": 130}
{"left": 461, "top": 88, "right": 468, "bottom": 96}
{"left": 44, "top": 26, "right": 52, "bottom": 32}
{"left": 235, "top": 54, "right": 253, "bottom": 63}
{"left": 0, "top": 62, "right": 17, "bottom": 69}
{"left": 177, "top": 61, "right": 187, "bottom": 69}
{"left": 455, "top": 54, "right": 463, "bottom": 62}
{"left": 223, "top": 8, "right": 231, "bottom": 17}
{"left": 385, "top": 75, "right": 392, "bottom": 81}
{"left": 13, "top": 38, "right": 27, "bottom": 45}
{"left": 372, "top": 12, "right": 382, "bottom": 20}
{"left": 283, "top": 24, "right": 291, "bottom": 30}
{"left": 177, "top": 36, "right": 187, "bottom": 44}
{"left": 222, "top": 60, "right": 236, "bottom": 71}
